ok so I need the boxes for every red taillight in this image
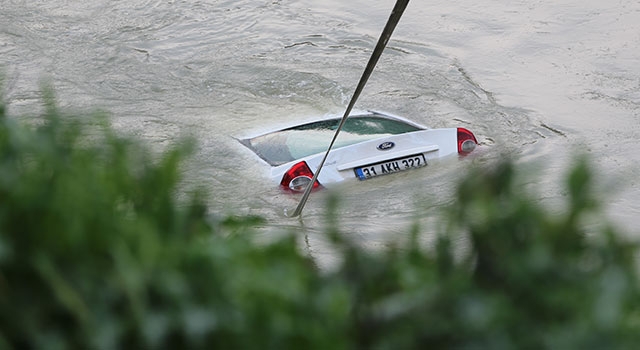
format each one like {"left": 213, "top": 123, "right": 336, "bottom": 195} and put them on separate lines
{"left": 280, "top": 161, "right": 322, "bottom": 192}
{"left": 457, "top": 127, "right": 478, "bottom": 155}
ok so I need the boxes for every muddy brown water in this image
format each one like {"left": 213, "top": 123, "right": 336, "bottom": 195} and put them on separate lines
{"left": 2, "top": 0, "right": 639, "bottom": 266}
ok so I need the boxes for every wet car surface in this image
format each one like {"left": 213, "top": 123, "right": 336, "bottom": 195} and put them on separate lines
{"left": 239, "top": 111, "right": 478, "bottom": 191}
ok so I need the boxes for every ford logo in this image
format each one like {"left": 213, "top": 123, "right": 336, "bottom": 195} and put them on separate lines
{"left": 377, "top": 141, "right": 395, "bottom": 151}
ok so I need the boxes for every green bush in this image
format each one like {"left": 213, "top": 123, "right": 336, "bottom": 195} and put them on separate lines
{"left": 1, "top": 92, "right": 639, "bottom": 349}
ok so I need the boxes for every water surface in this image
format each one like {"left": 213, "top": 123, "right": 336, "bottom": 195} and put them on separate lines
{"left": 2, "top": 0, "right": 638, "bottom": 264}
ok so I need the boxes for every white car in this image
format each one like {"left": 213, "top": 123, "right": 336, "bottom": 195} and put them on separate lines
{"left": 239, "top": 111, "right": 478, "bottom": 192}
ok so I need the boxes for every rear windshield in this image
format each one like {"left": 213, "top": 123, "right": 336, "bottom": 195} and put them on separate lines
{"left": 241, "top": 114, "right": 423, "bottom": 166}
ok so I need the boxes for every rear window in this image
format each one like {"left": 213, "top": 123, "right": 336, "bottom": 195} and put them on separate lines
{"left": 241, "top": 114, "right": 423, "bottom": 166}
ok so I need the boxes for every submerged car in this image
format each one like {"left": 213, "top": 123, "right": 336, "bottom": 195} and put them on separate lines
{"left": 239, "top": 111, "right": 478, "bottom": 192}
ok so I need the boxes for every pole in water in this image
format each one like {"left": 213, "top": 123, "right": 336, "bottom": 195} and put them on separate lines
{"left": 286, "top": 0, "right": 411, "bottom": 218}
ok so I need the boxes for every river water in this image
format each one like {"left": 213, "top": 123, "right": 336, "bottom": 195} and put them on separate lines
{"left": 2, "top": 0, "right": 639, "bottom": 265}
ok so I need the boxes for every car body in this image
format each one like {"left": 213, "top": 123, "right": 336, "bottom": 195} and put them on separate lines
{"left": 239, "top": 111, "right": 478, "bottom": 192}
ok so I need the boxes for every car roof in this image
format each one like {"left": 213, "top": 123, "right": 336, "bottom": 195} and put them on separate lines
{"left": 242, "top": 110, "right": 426, "bottom": 138}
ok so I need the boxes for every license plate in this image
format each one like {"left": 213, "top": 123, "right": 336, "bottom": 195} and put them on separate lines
{"left": 354, "top": 154, "right": 427, "bottom": 180}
